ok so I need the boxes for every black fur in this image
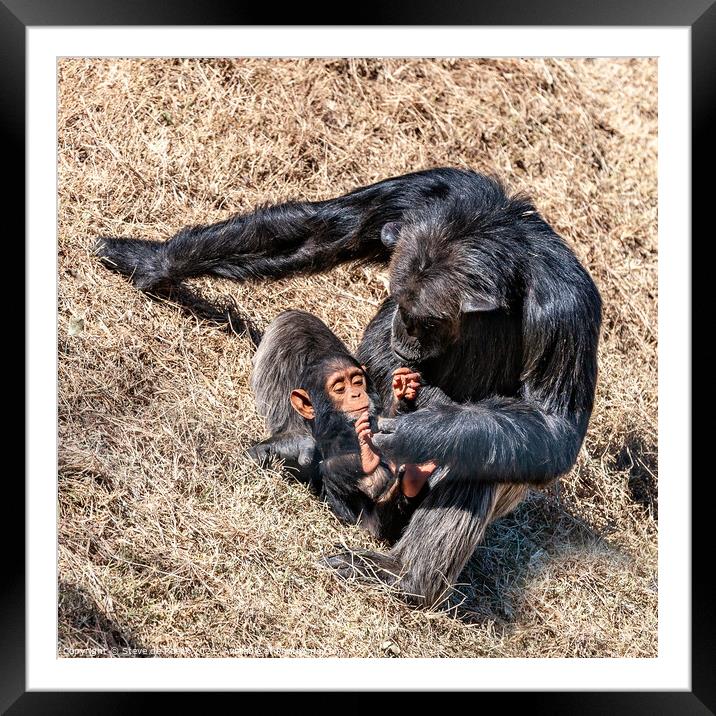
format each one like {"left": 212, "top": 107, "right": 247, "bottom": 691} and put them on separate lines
{"left": 96, "top": 168, "right": 602, "bottom": 607}
{"left": 249, "top": 310, "right": 416, "bottom": 543}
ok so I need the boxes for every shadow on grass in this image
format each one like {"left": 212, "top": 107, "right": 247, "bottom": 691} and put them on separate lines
{"left": 58, "top": 581, "right": 149, "bottom": 658}
{"left": 445, "top": 489, "right": 633, "bottom": 626}
{"left": 615, "top": 434, "right": 658, "bottom": 520}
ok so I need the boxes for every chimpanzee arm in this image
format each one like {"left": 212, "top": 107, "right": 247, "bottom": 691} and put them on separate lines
{"left": 248, "top": 431, "right": 316, "bottom": 467}
{"left": 95, "top": 168, "right": 465, "bottom": 292}
{"left": 374, "top": 271, "right": 602, "bottom": 485}
{"left": 373, "top": 399, "right": 583, "bottom": 485}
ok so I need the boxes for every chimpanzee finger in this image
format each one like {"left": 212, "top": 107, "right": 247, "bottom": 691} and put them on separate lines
{"left": 371, "top": 432, "right": 395, "bottom": 453}
{"left": 298, "top": 442, "right": 315, "bottom": 467}
{"left": 376, "top": 416, "right": 397, "bottom": 433}
{"left": 247, "top": 443, "right": 270, "bottom": 465}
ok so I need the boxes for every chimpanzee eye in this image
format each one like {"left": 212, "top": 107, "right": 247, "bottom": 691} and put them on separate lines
{"left": 418, "top": 317, "right": 438, "bottom": 330}
{"left": 333, "top": 382, "right": 345, "bottom": 394}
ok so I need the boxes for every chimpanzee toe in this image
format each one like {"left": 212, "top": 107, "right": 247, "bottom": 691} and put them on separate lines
{"left": 320, "top": 552, "right": 360, "bottom": 580}
{"left": 320, "top": 550, "right": 401, "bottom": 586}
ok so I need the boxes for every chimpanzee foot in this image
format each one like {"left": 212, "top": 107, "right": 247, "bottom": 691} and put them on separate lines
{"left": 94, "top": 236, "right": 171, "bottom": 292}
{"left": 248, "top": 432, "right": 316, "bottom": 468}
{"left": 321, "top": 549, "right": 402, "bottom": 587}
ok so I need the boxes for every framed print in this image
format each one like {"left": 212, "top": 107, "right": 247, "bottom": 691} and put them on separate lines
{"left": 14, "top": 0, "right": 710, "bottom": 710}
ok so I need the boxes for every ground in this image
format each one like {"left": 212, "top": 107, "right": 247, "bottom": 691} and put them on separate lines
{"left": 58, "top": 58, "right": 657, "bottom": 658}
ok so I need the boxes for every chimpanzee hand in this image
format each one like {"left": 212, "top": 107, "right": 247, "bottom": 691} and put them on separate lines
{"left": 354, "top": 412, "right": 374, "bottom": 446}
{"left": 371, "top": 417, "right": 399, "bottom": 458}
{"left": 248, "top": 432, "right": 316, "bottom": 468}
{"left": 376, "top": 416, "right": 397, "bottom": 434}
{"left": 355, "top": 411, "right": 381, "bottom": 474}
{"left": 371, "top": 413, "right": 436, "bottom": 466}
{"left": 392, "top": 367, "right": 421, "bottom": 403}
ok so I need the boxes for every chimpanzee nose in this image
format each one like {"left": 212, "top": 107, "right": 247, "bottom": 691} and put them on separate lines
{"left": 403, "top": 315, "right": 417, "bottom": 337}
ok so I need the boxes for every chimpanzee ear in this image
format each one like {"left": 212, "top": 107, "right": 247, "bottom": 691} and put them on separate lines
{"left": 290, "top": 389, "right": 315, "bottom": 420}
{"left": 461, "top": 295, "right": 500, "bottom": 313}
{"left": 380, "top": 222, "right": 402, "bottom": 248}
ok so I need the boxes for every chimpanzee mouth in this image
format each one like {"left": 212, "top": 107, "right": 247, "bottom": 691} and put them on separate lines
{"left": 345, "top": 404, "right": 371, "bottom": 418}
{"left": 392, "top": 346, "right": 420, "bottom": 365}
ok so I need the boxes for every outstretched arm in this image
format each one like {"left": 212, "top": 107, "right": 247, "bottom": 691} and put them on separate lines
{"left": 95, "top": 168, "right": 466, "bottom": 292}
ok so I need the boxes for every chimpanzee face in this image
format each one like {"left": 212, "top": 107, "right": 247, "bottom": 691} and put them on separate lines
{"left": 290, "top": 360, "right": 372, "bottom": 422}
{"left": 323, "top": 365, "right": 371, "bottom": 417}
{"left": 381, "top": 221, "right": 500, "bottom": 365}
{"left": 390, "top": 302, "right": 460, "bottom": 365}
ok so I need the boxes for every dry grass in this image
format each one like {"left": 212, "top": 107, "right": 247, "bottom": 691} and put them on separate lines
{"left": 57, "top": 58, "right": 657, "bottom": 658}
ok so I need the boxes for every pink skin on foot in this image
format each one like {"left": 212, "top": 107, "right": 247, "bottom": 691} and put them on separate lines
{"left": 398, "top": 461, "right": 438, "bottom": 497}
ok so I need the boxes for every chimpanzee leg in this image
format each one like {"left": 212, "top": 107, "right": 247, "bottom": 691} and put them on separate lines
{"left": 391, "top": 479, "right": 528, "bottom": 606}
{"left": 324, "top": 477, "right": 528, "bottom": 607}
{"left": 95, "top": 169, "right": 468, "bottom": 292}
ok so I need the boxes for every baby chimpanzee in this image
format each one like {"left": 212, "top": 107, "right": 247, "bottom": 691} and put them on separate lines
{"left": 249, "top": 310, "right": 435, "bottom": 543}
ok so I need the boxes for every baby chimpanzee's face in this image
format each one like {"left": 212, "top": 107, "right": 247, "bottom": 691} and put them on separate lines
{"left": 289, "top": 358, "right": 373, "bottom": 425}
{"left": 324, "top": 366, "right": 370, "bottom": 417}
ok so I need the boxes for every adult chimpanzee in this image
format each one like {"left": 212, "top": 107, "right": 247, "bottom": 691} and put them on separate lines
{"left": 249, "top": 309, "right": 430, "bottom": 543}
{"left": 96, "top": 167, "right": 602, "bottom": 607}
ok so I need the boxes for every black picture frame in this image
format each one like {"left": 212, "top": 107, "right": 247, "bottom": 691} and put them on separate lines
{"left": 12, "top": 1, "right": 710, "bottom": 711}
